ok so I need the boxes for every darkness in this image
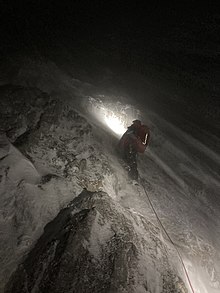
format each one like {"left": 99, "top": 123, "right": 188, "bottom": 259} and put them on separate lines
{"left": 0, "top": 0, "right": 220, "bottom": 135}
{"left": 1, "top": 1, "right": 219, "bottom": 60}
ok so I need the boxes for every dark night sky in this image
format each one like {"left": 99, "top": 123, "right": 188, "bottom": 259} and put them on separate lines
{"left": 1, "top": 1, "right": 219, "bottom": 51}
{"left": 0, "top": 1, "right": 219, "bottom": 134}
{"left": 0, "top": 1, "right": 219, "bottom": 93}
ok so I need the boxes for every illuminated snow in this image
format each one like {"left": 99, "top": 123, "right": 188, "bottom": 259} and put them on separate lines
{"left": 86, "top": 96, "right": 139, "bottom": 136}
{"left": 104, "top": 115, "right": 127, "bottom": 135}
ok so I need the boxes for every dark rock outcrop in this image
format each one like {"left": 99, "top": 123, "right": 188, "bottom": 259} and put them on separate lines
{"left": 5, "top": 189, "right": 187, "bottom": 293}
{"left": 0, "top": 84, "right": 50, "bottom": 144}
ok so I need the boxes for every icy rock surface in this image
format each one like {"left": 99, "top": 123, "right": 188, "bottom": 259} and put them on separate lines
{"left": 1, "top": 56, "right": 219, "bottom": 292}
{"left": 0, "top": 84, "right": 110, "bottom": 188}
{"left": 0, "top": 84, "right": 49, "bottom": 142}
{"left": 5, "top": 189, "right": 187, "bottom": 293}
{"left": 0, "top": 84, "right": 113, "bottom": 291}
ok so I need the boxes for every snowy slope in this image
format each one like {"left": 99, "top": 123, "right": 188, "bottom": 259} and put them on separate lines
{"left": 5, "top": 189, "right": 187, "bottom": 293}
{"left": 0, "top": 84, "right": 187, "bottom": 293}
{"left": 85, "top": 95, "right": 220, "bottom": 293}
{"left": 0, "top": 58, "right": 219, "bottom": 292}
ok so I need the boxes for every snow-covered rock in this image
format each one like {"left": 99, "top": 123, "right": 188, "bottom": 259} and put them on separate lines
{"left": 5, "top": 189, "right": 187, "bottom": 293}
{"left": 0, "top": 84, "right": 188, "bottom": 292}
{"left": 1, "top": 76, "right": 219, "bottom": 293}
{"left": 0, "top": 84, "right": 114, "bottom": 291}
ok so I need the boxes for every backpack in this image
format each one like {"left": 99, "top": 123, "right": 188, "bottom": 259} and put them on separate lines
{"left": 137, "top": 125, "right": 150, "bottom": 145}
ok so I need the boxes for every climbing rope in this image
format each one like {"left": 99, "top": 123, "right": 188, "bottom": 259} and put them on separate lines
{"left": 139, "top": 177, "right": 195, "bottom": 293}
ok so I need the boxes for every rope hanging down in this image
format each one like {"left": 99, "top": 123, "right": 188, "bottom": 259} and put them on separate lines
{"left": 139, "top": 177, "right": 195, "bottom": 293}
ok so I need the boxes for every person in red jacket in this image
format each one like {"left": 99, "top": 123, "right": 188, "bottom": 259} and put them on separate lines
{"left": 118, "top": 120, "right": 150, "bottom": 180}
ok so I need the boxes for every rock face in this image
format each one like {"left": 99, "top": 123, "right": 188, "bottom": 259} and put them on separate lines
{"left": 0, "top": 84, "right": 110, "bottom": 188}
{"left": 0, "top": 84, "right": 187, "bottom": 292}
{"left": 5, "top": 189, "right": 187, "bottom": 293}
{"left": 0, "top": 84, "right": 113, "bottom": 291}
{"left": 0, "top": 84, "right": 49, "bottom": 143}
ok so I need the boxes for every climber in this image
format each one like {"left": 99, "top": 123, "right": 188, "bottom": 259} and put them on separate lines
{"left": 118, "top": 119, "right": 150, "bottom": 180}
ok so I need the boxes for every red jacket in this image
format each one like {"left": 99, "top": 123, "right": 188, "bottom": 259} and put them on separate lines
{"left": 119, "top": 124, "right": 150, "bottom": 153}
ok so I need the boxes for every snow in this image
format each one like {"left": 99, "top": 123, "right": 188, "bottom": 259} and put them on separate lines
{"left": 84, "top": 97, "right": 220, "bottom": 292}
{"left": 0, "top": 59, "right": 219, "bottom": 292}
{"left": 104, "top": 115, "right": 127, "bottom": 135}
{"left": 0, "top": 136, "right": 82, "bottom": 291}
{"left": 87, "top": 211, "right": 113, "bottom": 259}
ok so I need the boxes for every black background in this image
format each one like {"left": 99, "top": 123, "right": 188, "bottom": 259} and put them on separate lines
{"left": 0, "top": 0, "right": 219, "bottom": 127}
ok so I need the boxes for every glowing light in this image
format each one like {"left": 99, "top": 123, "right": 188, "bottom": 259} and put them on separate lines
{"left": 87, "top": 96, "right": 139, "bottom": 136}
{"left": 104, "top": 115, "right": 127, "bottom": 136}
